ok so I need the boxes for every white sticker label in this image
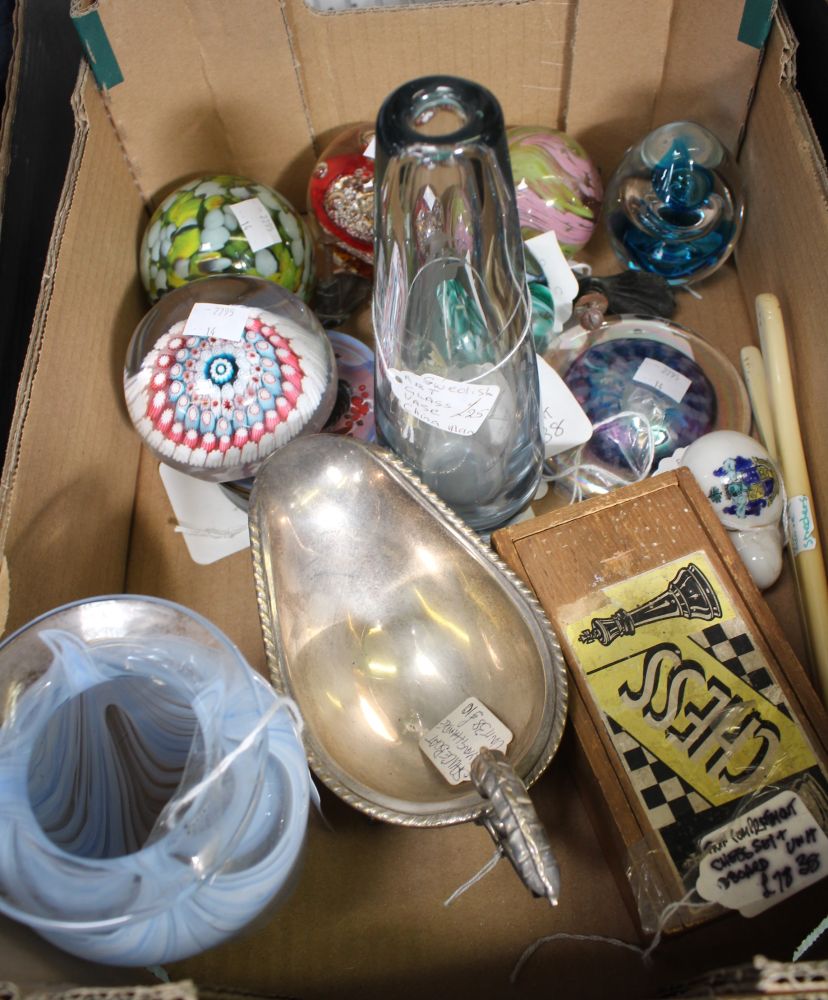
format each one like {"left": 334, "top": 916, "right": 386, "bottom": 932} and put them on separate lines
{"left": 696, "top": 790, "right": 828, "bottom": 917}
{"left": 159, "top": 464, "right": 250, "bottom": 565}
{"left": 788, "top": 494, "right": 818, "bottom": 556}
{"left": 525, "top": 230, "right": 579, "bottom": 332}
{"left": 183, "top": 302, "right": 251, "bottom": 343}
{"left": 536, "top": 354, "right": 593, "bottom": 459}
{"left": 419, "top": 697, "right": 513, "bottom": 785}
{"left": 387, "top": 368, "right": 500, "bottom": 436}
{"left": 363, "top": 136, "right": 376, "bottom": 160}
{"left": 423, "top": 185, "right": 436, "bottom": 210}
{"left": 633, "top": 357, "right": 692, "bottom": 403}
{"left": 229, "top": 197, "right": 282, "bottom": 252}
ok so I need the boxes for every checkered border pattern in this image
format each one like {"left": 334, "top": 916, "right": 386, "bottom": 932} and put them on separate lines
{"left": 606, "top": 717, "right": 709, "bottom": 831}
{"left": 689, "top": 618, "right": 792, "bottom": 720}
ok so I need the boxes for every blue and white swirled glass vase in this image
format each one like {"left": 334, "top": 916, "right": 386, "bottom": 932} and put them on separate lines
{"left": 0, "top": 595, "right": 310, "bottom": 966}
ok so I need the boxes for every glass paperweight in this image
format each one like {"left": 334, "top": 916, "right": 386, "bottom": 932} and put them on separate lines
{"left": 544, "top": 316, "right": 751, "bottom": 502}
{"left": 604, "top": 122, "right": 744, "bottom": 285}
{"left": 373, "top": 76, "right": 543, "bottom": 532}
{"left": 306, "top": 125, "right": 375, "bottom": 326}
{"left": 308, "top": 123, "right": 375, "bottom": 276}
{"left": 219, "top": 329, "right": 375, "bottom": 512}
{"left": 124, "top": 276, "right": 337, "bottom": 483}
{"left": 0, "top": 595, "right": 310, "bottom": 966}
{"left": 529, "top": 281, "right": 559, "bottom": 353}
{"left": 324, "top": 330, "right": 376, "bottom": 441}
{"left": 139, "top": 174, "right": 314, "bottom": 303}
{"left": 507, "top": 125, "right": 603, "bottom": 255}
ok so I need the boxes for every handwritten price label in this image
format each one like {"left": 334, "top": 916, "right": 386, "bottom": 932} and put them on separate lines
{"left": 387, "top": 368, "right": 500, "bottom": 436}
{"left": 228, "top": 197, "right": 282, "bottom": 253}
{"left": 183, "top": 302, "right": 252, "bottom": 343}
{"left": 696, "top": 790, "right": 828, "bottom": 917}
{"left": 788, "top": 495, "right": 818, "bottom": 556}
{"left": 419, "top": 696, "right": 513, "bottom": 785}
{"left": 536, "top": 354, "right": 592, "bottom": 458}
{"left": 633, "top": 357, "right": 692, "bottom": 403}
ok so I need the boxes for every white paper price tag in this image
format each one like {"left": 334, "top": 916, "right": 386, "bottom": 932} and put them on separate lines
{"left": 229, "top": 197, "right": 282, "bottom": 252}
{"left": 536, "top": 353, "right": 593, "bottom": 458}
{"left": 387, "top": 368, "right": 500, "bottom": 436}
{"left": 159, "top": 464, "right": 250, "bottom": 565}
{"left": 183, "top": 302, "right": 251, "bottom": 343}
{"left": 788, "top": 495, "right": 818, "bottom": 556}
{"left": 525, "top": 230, "right": 579, "bottom": 332}
{"left": 363, "top": 136, "right": 376, "bottom": 159}
{"left": 633, "top": 357, "right": 692, "bottom": 403}
{"left": 419, "top": 697, "right": 513, "bottom": 785}
{"left": 696, "top": 790, "right": 828, "bottom": 917}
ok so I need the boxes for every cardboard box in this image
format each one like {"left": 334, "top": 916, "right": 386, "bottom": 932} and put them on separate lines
{"left": 1, "top": 1, "right": 828, "bottom": 996}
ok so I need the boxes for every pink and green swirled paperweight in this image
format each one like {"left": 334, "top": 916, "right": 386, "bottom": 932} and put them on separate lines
{"left": 507, "top": 125, "right": 603, "bottom": 255}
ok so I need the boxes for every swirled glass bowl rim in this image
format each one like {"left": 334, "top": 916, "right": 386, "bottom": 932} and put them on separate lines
{"left": 0, "top": 594, "right": 280, "bottom": 931}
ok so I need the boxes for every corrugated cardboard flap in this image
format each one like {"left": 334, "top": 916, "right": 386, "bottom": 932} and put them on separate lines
{"left": 71, "top": 0, "right": 764, "bottom": 205}
{"left": 71, "top": 0, "right": 319, "bottom": 208}
{"left": 0, "top": 65, "right": 146, "bottom": 636}
{"left": 736, "top": 11, "right": 828, "bottom": 534}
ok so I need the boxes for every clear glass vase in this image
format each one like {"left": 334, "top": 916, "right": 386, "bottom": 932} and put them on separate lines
{"left": 372, "top": 76, "right": 543, "bottom": 532}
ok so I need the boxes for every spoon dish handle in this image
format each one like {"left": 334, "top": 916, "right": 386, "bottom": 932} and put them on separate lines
{"left": 471, "top": 747, "right": 560, "bottom": 904}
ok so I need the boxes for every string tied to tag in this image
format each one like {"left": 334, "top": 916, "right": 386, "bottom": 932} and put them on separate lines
{"left": 509, "top": 887, "right": 711, "bottom": 983}
{"left": 443, "top": 848, "right": 503, "bottom": 907}
{"left": 794, "top": 912, "right": 828, "bottom": 961}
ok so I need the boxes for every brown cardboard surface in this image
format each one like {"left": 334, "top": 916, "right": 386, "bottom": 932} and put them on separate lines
{"left": 736, "top": 12, "right": 828, "bottom": 546}
{"left": 650, "top": 1, "right": 762, "bottom": 154}
{"left": 285, "top": 0, "right": 575, "bottom": 152}
{"left": 0, "top": 66, "right": 145, "bottom": 637}
{"left": 0, "top": 0, "right": 22, "bottom": 229}
{"left": 168, "top": 766, "right": 655, "bottom": 999}
{"left": 125, "top": 446, "right": 266, "bottom": 672}
{"left": 566, "top": 0, "right": 673, "bottom": 173}
{"left": 566, "top": 0, "right": 760, "bottom": 175}
{"left": 85, "top": 0, "right": 317, "bottom": 208}
{"left": 79, "top": 0, "right": 761, "bottom": 205}
{"left": 0, "top": 914, "right": 154, "bottom": 993}
{"left": 167, "top": 768, "right": 828, "bottom": 999}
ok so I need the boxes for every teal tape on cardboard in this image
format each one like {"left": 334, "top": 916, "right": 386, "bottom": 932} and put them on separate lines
{"left": 738, "top": 0, "right": 775, "bottom": 48}
{"left": 71, "top": 8, "right": 123, "bottom": 90}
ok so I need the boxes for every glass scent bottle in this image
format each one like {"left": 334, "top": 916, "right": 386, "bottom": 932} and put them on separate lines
{"left": 373, "top": 76, "right": 543, "bottom": 532}
{"left": 604, "top": 121, "right": 744, "bottom": 285}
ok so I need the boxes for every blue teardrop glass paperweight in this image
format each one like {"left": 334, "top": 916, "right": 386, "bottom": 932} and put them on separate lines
{"left": 604, "top": 122, "right": 744, "bottom": 286}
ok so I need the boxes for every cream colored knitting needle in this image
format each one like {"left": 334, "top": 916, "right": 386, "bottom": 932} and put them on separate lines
{"left": 755, "top": 293, "right": 828, "bottom": 706}
{"left": 740, "top": 345, "right": 778, "bottom": 458}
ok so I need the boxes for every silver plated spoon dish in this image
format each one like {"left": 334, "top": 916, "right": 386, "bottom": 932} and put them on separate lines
{"left": 249, "top": 434, "right": 568, "bottom": 899}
